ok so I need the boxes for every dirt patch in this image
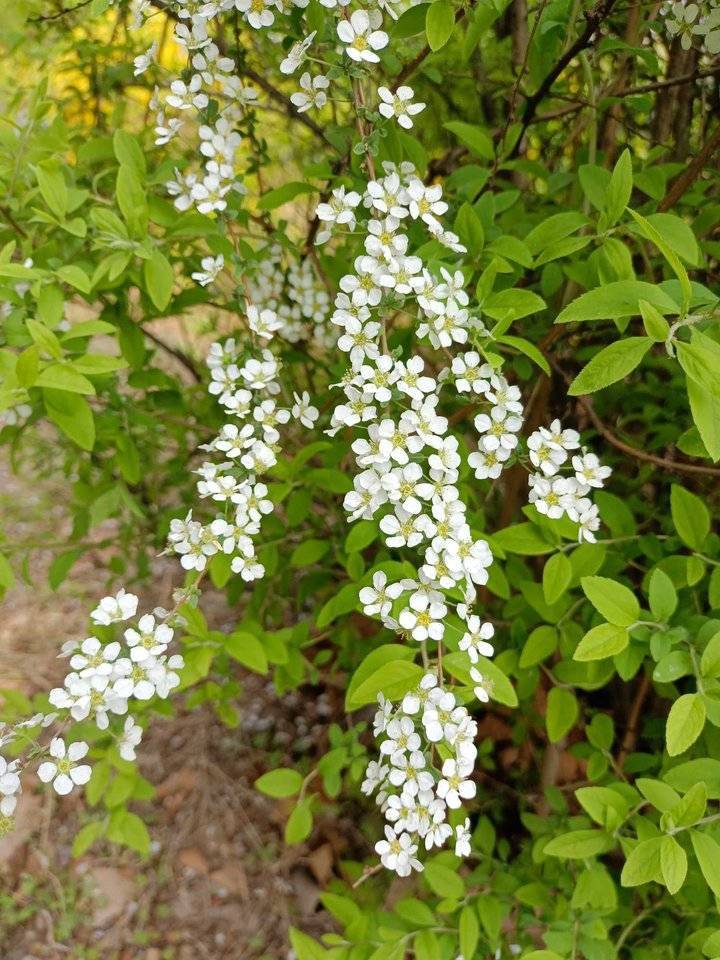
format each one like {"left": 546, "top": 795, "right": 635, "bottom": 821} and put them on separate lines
{"left": 0, "top": 441, "right": 347, "bottom": 959}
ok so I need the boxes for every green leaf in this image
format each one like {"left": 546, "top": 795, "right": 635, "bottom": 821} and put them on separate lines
{"left": 543, "top": 553, "right": 572, "bottom": 605}
{"left": 288, "top": 928, "right": 326, "bottom": 960}
{"left": 306, "top": 468, "right": 352, "bottom": 494}
{"left": 670, "top": 484, "right": 710, "bottom": 551}
{"left": 701, "top": 630, "right": 720, "bottom": 678}
{"left": 492, "top": 523, "right": 553, "bottom": 556}
{"left": 568, "top": 337, "right": 651, "bottom": 395}
{"left": 56, "top": 265, "right": 92, "bottom": 294}
{"left": 544, "top": 830, "right": 614, "bottom": 859}
{"left": 664, "top": 759, "right": 720, "bottom": 799}
{"left": 443, "top": 121, "right": 494, "bottom": 160}
{"left": 660, "top": 836, "right": 687, "bottom": 894}
{"left": 628, "top": 207, "right": 691, "bottom": 315}
{"left": 72, "top": 820, "right": 105, "bottom": 858}
{"left": 666, "top": 693, "right": 706, "bottom": 757}
{"left": 690, "top": 830, "right": 720, "bottom": 898}
{"left": 604, "top": 149, "right": 632, "bottom": 227}
{"left": 454, "top": 203, "right": 484, "bottom": 254}
{"left": 143, "top": 250, "right": 174, "bottom": 311}
{"left": 424, "top": 860, "right": 465, "bottom": 899}
{"left": 640, "top": 298, "right": 670, "bottom": 342}
{"left": 484, "top": 288, "right": 546, "bottom": 322}
{"left": 574, "top": 623, "right": 629, "bottom": 661}
{"left": 36, "top": 363, "right": 96, "bottom": 395}
{"left": 255, "top": 768, "right": 303, "bottom": 798}
{"left": 285, "top": 799, "right": 313, "bottom": 844}
{"left": 257, "top": 182, "right": 316, "bottom": 211}
{"left": 685, "top": 375, "right": 720, "bottom": 462}
{"left": 43, "top": 389, "right": 95, "bottom": 451}
{"left": 291, "top": 539, "right": 330, "bottom": 567}
{"left": 26, "top": 319, "right": 62, "bottom": 360}
{"left": 0, "top": 552, "right": 15, "bottom": 591}
{"left": 346, "top": 659, "right": 423, "bottom": 710}
{"left": 113, "top": 129, "right": 146, "bottom": 176}
{"left": 426, "top": 0, "right": 455, "bottom": 49}
{"left": 519, "top": 625, "right": 557, "bottom": 668}
{"left": 546, "top": 687, "right": 579, "bottom": 743}
{"left": 648, "top": 568, "right": 678, "bottom": 622}
{"left": 581, "top": 576, "right": 639, "bottom": 626}
{"left": 345, "top": 520, "right": 378, "bottom": 553}
{"left": 107, "top": 810, "right": 150, "bottom": 856}
{"left": 116, "top": 163, "right": 148, "bottom": 237}
{"left": 497, "top": 334, "right": 550, "bottom": 375}
{"left": 345, "top": 644, "right": 415, "bottom": 710}
{"left": 225, "top": 631, "right": 268, "bottom": 674}
{"left": 459, "top": 906, "right": 479, "bottom": 960}
{"left": 555, "top": 280, "right": 677, "bottom": 324}
{"left": 35, "top": 160, "right": 68, "bottom": 220}
{"left": 621, "top": 837, "right": 663, "bottom": 887}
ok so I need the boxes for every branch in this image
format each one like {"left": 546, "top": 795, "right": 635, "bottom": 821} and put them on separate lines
{"left": 558, "top": 369, "right": 720, "bottom": 477}
{"left": 141, "top": 325, "right": 202, "bottom": 382}
{"left": 28, "top": 0, "right": 93, "bottom": 22}
{"left": 659, "top": 123, "right": 720, "bottom": 211}
{"left": 508, "top": 0, "right": 620, "bottom": 159}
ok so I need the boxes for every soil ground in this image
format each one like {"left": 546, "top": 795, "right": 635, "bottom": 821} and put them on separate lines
{"left": 0, "top": 439, "right": 344, "bottom": 960}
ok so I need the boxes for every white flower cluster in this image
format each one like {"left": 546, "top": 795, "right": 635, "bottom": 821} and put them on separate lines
{"left": 245, "top": 245, "right": 333, "bottom": 347}
{"left": 0, "top": 589, "right": 172, "bottom": 823}
{"left": 49, "top": 593, "right": 182, "bottom": 729}
{"left": 527, "top": 419, "right": 611, "bottom": 543}
{"left": 660, "top": 0, "right": 720, "bottom": 52}
{"left": 362, "top": 676, "right": 474, "bottom": 875}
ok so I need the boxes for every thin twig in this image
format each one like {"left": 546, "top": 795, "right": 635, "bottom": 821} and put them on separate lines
{"left": 28, "top": 0, "right": 93, "bottom": 22}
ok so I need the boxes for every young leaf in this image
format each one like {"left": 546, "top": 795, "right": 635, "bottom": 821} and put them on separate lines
{"left": 569, "top": 337, "right": 651, "bottom": 395}
{"left": 581, "top": 576, "right": 640, "bottom": 626}
{"left": 604, "top": 149, "right": 632, "bottom": 227}
{"left": 546, "top": 687, "right": 579, "bottom": 743}
{"left": 660, "top": 836, "right": 687, "bottom": 894}
{"left": 574, "top": 623, "right": 629, "bottom": 661}
{"left": 670, "top": 484, "right": 710, "bottom": 551}
{"left": 690, "top": 831, "right": 720, "bottom": 898}
{"left": 648, "top": 568, "right": 678, "bottom": 622}
{"left": 621, "top": 837, "right": 663, "bottom": 886}
{"left": 255, "top": 768, "right": 303, "bottom": 798}
{"left": 666, "top": 693, "right": 706, "bottom": 757}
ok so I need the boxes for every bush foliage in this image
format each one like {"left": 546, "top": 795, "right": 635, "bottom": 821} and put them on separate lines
{"left": 1, "top": 1, "right": 720, "bottom": 958}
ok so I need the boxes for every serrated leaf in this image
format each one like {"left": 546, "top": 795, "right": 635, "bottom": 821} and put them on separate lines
{"left": 568, "top": 338, "right": 651, "bottom": 395}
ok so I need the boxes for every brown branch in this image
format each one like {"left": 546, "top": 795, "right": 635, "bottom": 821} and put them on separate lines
{"left": 0, "top": 204, "right": 28, "bottom": 239}
{"left": 28, "top": 0, "right": 93, "bottom": 22}
{"left": 508, "top": 0, "right": 621, "bottom": 159}
{"left": 141, "top": 325, "right": 202, "bottom": 383}
{"left": 659, "top": 123, "right": 720, "bottom": 211}
{"left": 617, "top": 673, "right": 651, "bottom": 768}
{"left": 551, "top": 359, "right": 720, "bottom": 477}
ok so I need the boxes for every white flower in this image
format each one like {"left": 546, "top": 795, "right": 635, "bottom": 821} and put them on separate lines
{"left": 528, "top": 475, "right": 575, "bottom": 520}
{"left": 572, "top": 452, "right": 611, "bottom": 488}
{"left": 134, "top": 41, "right": 157, "bottom": 76}
{"left": 118, "top": 717, "right": 143, "bottom": 762}
{"left": 359, "top": 571, "right": 403, "bottom": 618}
{"left": 470, "top": 665, "right": 491, "bottom": 703}
{"left": 0, "top": 756, "right": 20, "bottom": 798}
{"left": 247, "top": 305, "right": 283, "bottom": 340}
{"left": 90, "top": 589, "right": 138, "bottom": 626}
{"left": 474, "top": 407, "right": 523, "bottom": 452}
{"left": 290, "top": 72, "right": 329, "bottom": 113}
{"left": 454, "top": 818, "right": 472, "bottom": 857}
{"left": 468, "top": 446, "right": 511, "bottom": 480}
{"left": 452, "top": 352, "right": 491, "bottom": 394}
{"left": 398, "top": 593, "right": 446, "bottom": 642}
{"left": 37, "top": 738, "right": 91, "bottom": 796}
{"left": 373, "top": 693, "right": 393, "bottom": 736}
{"left": 377, "top": 85, "right": 425, "bottom": 129}
{"left": 436, "top": 758, "right": 476, "bottom": 809}
{"left": 279, "top": 31, "right": 316, "bottom": 74}
{"left": 375, "top": 824, "right": 423, "bottom": 876}
{"left": 406, "top": 180, "right": 447, "bottom": 225}
{"left": 124, "top": 614, "right": 173, "bottom": 663}
{"left": 458, "top": 617, "right": 495, "bottom": 663}
{"left": 192, "top": 254, "right": 224, "bottom": 286}
{"left": 337, "top": 10, "right": 389, "bottom": 63}
{"left": 380, "top": 716, "right": 421, "bottom": 757}
{"left": 361, "top": 759, "right": 388, "bottom": 795}
{"left": 401, "top": 672, "right": 439, "bottom": 715}
{"left": 291, "top": 391, "right": 319, "bottom": 428}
